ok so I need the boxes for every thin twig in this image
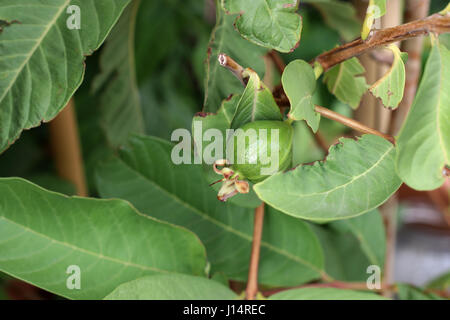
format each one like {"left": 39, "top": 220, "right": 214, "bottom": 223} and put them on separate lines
{"left": 218, "top": 53, "right": 247, "bottom": 85}
{"left": 267, "top": 50, "right": 286, "bottom": 73}
{"left": 246, "top": 203, "right": 265, "bottom": 300}
{"left": 314, "top": 105, "right": 396, "bottom": 144}
{"left": 313, "top": 13, "right": 450, "bottom": 72}
{"left": 48, "top": 99, "right": 88, "bottom": 196}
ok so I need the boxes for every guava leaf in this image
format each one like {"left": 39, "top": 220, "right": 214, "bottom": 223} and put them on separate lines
{"left": 254, "top": 135, "right": 402, "bottom": 221}
{"left": 105, "top": 274, "right": 237, "bottom": 300}
{"left": 282, "top": 59, "right": 320, "bottom": 132}
{"left": 397, "top": 284, "right": 444, "bottom": 300}
{"left": 426, "top": 271, "right": 450, "bottom": 291}
{"left": 304, "top": 0, "right": 360, "bottom": 41}
{"left": 0, "top": 178, "right": 206, "bottom": 300}
{"left": 396, "top": 42, "right": 450, "bottom": 190}
{"left": 269, "top": 287, "right": 387, "bottom": 300}
{"left": 323, "top": 58, "right": 368, "bottom": 109}
{"left": 0, "top": 0, "right": 130, "bottom": 153}
{"left": 311, "top": 210, "right": 386, "bottom": 282}
{"left": 92, "top": 0, "right": 144, "bottom": 147}
{"left": 361, "top": 0, "right": 387, "bottom": 40}
{"left": 331, "top": 209, "right": 386, "bottom": 268}
{"left": 369, "top": 45, "right": 407, "bottom": 109}
{"left": 230, "top": 69, "right": 282, "bottom": 129}
{"left": 204, "top": 3, "right": 267, "bottom": 112}
{"left": 221, "top": 0, "right": 302, "bottom": 52}
{"left": 95, "top": 136, "right": 325, "bottom": 287}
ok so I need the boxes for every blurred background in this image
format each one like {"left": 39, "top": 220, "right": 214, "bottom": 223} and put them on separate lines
{"left": 0, "top": 0, "right": 448, "bottom": 299}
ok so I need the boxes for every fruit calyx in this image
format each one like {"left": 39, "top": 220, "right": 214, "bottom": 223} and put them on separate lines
{"left": 212, "top": 159, "right": 249, "bottom": 202}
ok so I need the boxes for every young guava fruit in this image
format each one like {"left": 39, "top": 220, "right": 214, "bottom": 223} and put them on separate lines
{"left": 213, "top": 120, "right": 293, "bottom": 202}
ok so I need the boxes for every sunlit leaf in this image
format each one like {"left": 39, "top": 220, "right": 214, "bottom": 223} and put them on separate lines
{"left": 369, "top": 45, "right": 407, "bottom": 109}
{"left": 254, "top": 135, "right": 402, "bottom": 221}
{"left": 361, "top": 0, "right": 386, "bottom": 40}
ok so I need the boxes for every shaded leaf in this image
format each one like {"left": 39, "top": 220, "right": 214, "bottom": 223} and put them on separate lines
{"left": 0, "top": 178, "right": 206, "bottom": 299}
{"left": 396, "top": 42, "right": 450, "bottom": 190}
{"left": 254, "top": 135, "right": 402, "bottom": 221}
{"left": 426, "top": 271, "right": 450, "bottom": 291}
{"left": 282, "top": 59, "right": 320, "bottom": 132}
{"left": 204, "top": 3, "right": 267, "bottom": 112}
{"left": 105, "top": 274, "right": 237, "bottom": 300}
{"left": 304, "top": 0, "right": 360, "bottom": 41}
{"left": 324, "top": 58, "right": 368, "bottom": 109}
{"left": 0, "top": 0, "right": 130, "bottom": 153}
{"left": 221, "top": 0, "right": 302, "bottom": 52}
{"left": 230, "top": 69, "right": 282, "bottom": 129}
{"left": 92, "top": 0, "right": 144, "bottom": 147}
{"left": 369, "top": 45, "right": 407, "bottom": 109}
{"left": 269, "top": 287, "right": 387, "bottom": 300}
{"left": 396, "top": 283, "right": 444, "bottom": 300}
{"left": 95, "top": 136, "right": 325, "bottom": 286}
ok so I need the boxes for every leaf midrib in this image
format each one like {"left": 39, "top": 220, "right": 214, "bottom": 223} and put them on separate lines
{"left": 0, "top": 0, "right": 71, "bottom": 105}
{"left": 260, "top": 142, "right": 394, "bottom": 198}
{"left": 114, "top": 157, "right": 323, "bottom": 274}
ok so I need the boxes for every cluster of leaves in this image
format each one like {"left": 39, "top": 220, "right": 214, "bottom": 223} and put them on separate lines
{"left": 0, "top": 0, "right": 448, "bottom": 300}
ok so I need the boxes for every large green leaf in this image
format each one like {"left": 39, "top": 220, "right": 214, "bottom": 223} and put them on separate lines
{"left": 203, "top": 3, "right": 267, "bottom": 112}
{"left": 254, "top": 135, "right": 402, "bottom": 221}
{"left": 230, "top": 70, "right": 282, "bottom": 129}
{"left": 0, "top": 178, "right": 206, "bottom": 299}
{"left": 323, "top": 57, "right": 368, "bottom": 109}
{"left": 332, "top": 210, "right": 385, "bottom": 269}
{"left": 269, "top": 287, "right": 387, "bottom": 300}
{"left": 105, "top": 274, "right": 237, "bottom": 300}
{"left": 221, "top": 0, "right": 302, "bottom": 52}
{"left": 312, "top": 210, "right": 386, "bottom": 281}
{"left": 0, "top": 0, "right": 130, "bottom": 153}
{"left": 396, "top": 42, "right": 450, "bottom": 191}
{"left": 92, "top": 0, "right": 144, "bottom": 147}
{"left": 95, "top": 135, "right": 325, "bottom": 286}
{"left": 369, "top": 45, "right": 407, "bottom": 109}
{"left": 304, "top": 0, "right": 360, "bottom": 41}
{"left": 282, "top": 59, "right": 320, "bottom": 132}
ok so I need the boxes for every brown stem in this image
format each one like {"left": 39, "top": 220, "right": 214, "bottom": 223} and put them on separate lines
{"left": 246, "top": 203, "right": 265, "bottom": 300}
{"left": 267, "top": 50, "right": 286, "bottom": 74}
{"left": 48, "top": 99, "right": 88, "bottom": 196}
{"left": 313, "top": 13, "right": 450, "bottom": 72}
{"left": 380, "top": 196, "right": 398, "bottom": 298}
{"left": 314, "top": 105, "right": 396, "bottom": 144}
